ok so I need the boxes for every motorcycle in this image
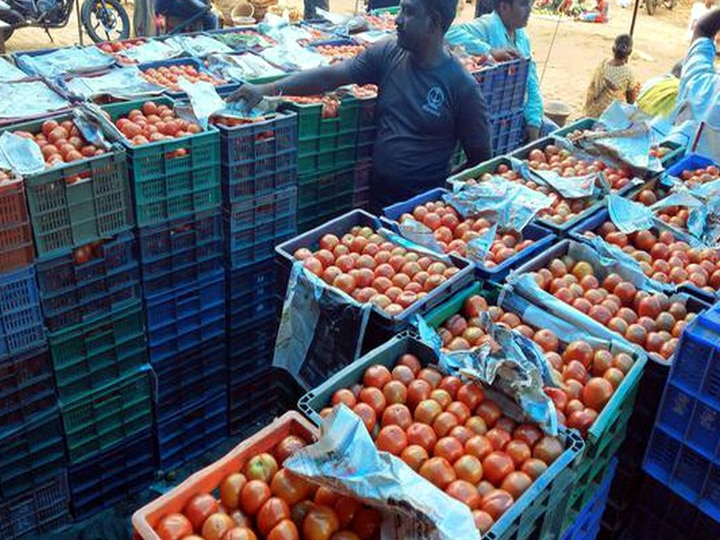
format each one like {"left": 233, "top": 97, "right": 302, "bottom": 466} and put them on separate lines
{"left": 0, "top": 0, "right": 130, "bottom": 44}
{"left": 645, "top": 0, "right": 676, "bottom": 16}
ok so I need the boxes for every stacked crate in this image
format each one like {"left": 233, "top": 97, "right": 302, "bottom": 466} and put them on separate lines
{"left": 280, "top": 98, "right": 360, "bottom": 232}
{"left": 217, "top": 111, "right": 299, "bottom": 435}
{"left": 353, "top": 96, "right": 376, "bottom": 211}
{"left": 99, "top": 97, "right": 227, "bottom": 473}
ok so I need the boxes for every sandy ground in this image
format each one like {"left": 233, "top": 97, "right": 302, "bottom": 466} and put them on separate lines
{"left": 4, "top": 0, "right": 696, "bottom": 119}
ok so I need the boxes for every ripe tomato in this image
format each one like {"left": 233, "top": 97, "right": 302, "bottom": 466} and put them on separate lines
{"left": 303, "top": 505, "right": 340, "bottom": 540}
{"left": 533, "top": 437, "right": 564, "bottom": 465}
{"left": 401, "top": 444, "right": 429, "bottom": 471}
{"left": 446, "top": 401, "right": 471, "bottom": 425}
{"left": 241, "top": 480, "right": 271, "bottom": 516}
{"left": 334, "top": 497, "right": 361, "bottom": 528}
{"left": 433, "top": 411, "right": 460, "bottom": 437}
{"left": 391, "top": 365, "right": 415, "bottom": 385}
{"left": 414, "top": 399, "right": 443, "bottom": 425}
{"left": 267, "top": 520, "right": 299, "bottom": 540}
{"left": 398, "top": 354, "right": 422, "bottom": 375}
{"left": 406, "top": 422, "right": 438, "bottom": 451}
{"left": 476, "top": 401, "right": 502, "bottom": 428}
{"left": 352, "top": 403, "right": 377, "bottom": 432}
{"left": 244, "top": 453, "right": 279, "bottom": 484}
{"left": 382, "top": 381, "right": 408, "bottom": 406}
{"left": 453, "top": 454, "right": 483, "bottom": 484}
{"left": 223, "top": 527, "right": 259, "bottom": 540}
{"left": 481, "top": 489, "right": 514, "bottom": 520}
{"left": 472, "top": 510, "right": 495, "bottom": 533}
{"left": 184, "top": 493, "right": 218, "bottom": 531}
{"left": 363, "top": 365, "right": 392, "bottom": 389}
{"left": 486, "top": 428, "right": 511, "bottom": 451}
{"left": 419, "top": 457, "right": 456, "bottom": 489}
{"left": 271, "top": 469, "right": 311, "bottom": 506}
{"left": 376, "top": 425, "right": 408, "bottom": 455}
{"left": 500, "top": 471, "right": 533, "bottom": 499}
{"left": 276, "top": 436, "right": 307, "bottom": 465}
{"left": 446, "top": 479, "right": 482, "bottom": 509}
{"left": 434, "top": 436, "right": 464, "bottom": 463}
{"left": 351, "top": 507, "right": 382, "bottom": 539}
{"left": 359, "top": 387, "right": 387, "bottom": 416}
{"left": 155, "top": 513, "right": 192, "bottom": 540}
{"left": 257, "top": 497, "right": 291, "bottom": 536}
{"left": 465, "top": 435, "right": 494, "bottom": 461}
{"left": 582, "top": 378, "right": 614, "bottom": 411}
{"left": 220, "top": 473, "right": 247, "bottom": 510}
{"left": 505, "top": 441, "right": 531, "bottom": 468}
{"left": 482, "top": 452, "right": 515, "bottom": 486}
{"left": 521, "top": 458, "right": 548, "bottom": 480}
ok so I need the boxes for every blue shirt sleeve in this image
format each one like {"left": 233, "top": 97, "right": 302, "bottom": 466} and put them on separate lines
{"left": 519, "top": 31, "right": 543, "bottom": 128}
{"left": 679, "top": 37, "right": 717, "bottom": 104}
{"left": 445, "top": 19, "right": 493, "bottom": 55}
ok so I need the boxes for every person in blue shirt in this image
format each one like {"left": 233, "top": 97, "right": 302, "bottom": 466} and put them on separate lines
{"left": 155, "top": 0, "right": 218, "bottom": 30}
{"left": 230, "top": 0, "right": 492, "bottom": 212}
{"left": 445, "top": 0, "right": 554, "bottom": 142}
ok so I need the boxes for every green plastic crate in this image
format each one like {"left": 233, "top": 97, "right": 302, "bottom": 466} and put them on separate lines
{"left": 297, "top": 196, "right": 354, "bottom": 233}
{"left": 60, "top": 368, "right": 152, "bottom": 465}
{"left": 298, "top": 166, "right": 354, "bottom": 210}
{"left": 298, "top": 333, "right": 585, "bottom": 540}
{"left": 47, "top": 300, "right": 148, "bottom": 403}
{"left": 1, "top": 116, "right": 134, "bottom": 258}
{"left": 100, "top": 97, "right": 221, "bottom": 228}
{"left": 280, "top": 96, "right": 360, "bottom": 141}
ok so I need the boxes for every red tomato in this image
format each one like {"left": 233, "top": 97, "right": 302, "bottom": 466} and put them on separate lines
{"left": 220, "top": 473, "right": 247, "bottom": 510}
{"left": 183, "top": 494, "right": 218, "bottom": 531}
{"left": 257, "top": 498, "right": 291, "bottom": 537}
{"left": 482, "top": 452, "right": 515, "bottom": 486}
{"left": 155, "top": 513, "right": 192, "bottom": 540}
{"left": 303, "top": 505, "right": 340, "bottom": 540}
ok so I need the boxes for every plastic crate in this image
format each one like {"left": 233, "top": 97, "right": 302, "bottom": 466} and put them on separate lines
{"left": 599, "top": 461, "right": 644, "bottom": 536}
{"left": 299, "top": 333, "right": 585, "bottom": 540}
{"left": 665, "top": 153, "right": 717, "bottom": 179}
{"left": 132, "top": 411, "right": 317, "bottom": 539}
{"left": 222, "top": 151, "right": 297, "bottom": 201}
{"left": 138, "top": 209, "right": 222, "bottom": 295}
{"left": 68, "top": 428, "right": 155, "bottom": 519}
{"left": 276, "top": 209, "right": 475, "bottom": 334}
{"left": 144, "top": 269, "right": 225, "bottom": 364}
{"left": 152, "top": 337, "right": 227, "bottom": 423}
{"left": 47, "top": 300, "right": 147, "bottom": 403}
{"left": 354, "top": 158, "right": 372, "bottom": 191}
{"left": 60, "top": 369, "right": 153, "bottom": 465}
{"left": 491, "top": 108, "right": 525, "bottom": 156}
{"left": 36, "top": 231, "right": 141, "bottom": 333}
{"left": 228, "top": 314, "right": 278, "bottom": 379}
{"left": 204, "top": 27, "right": 278, "bottom": 51}
{"left": 356, "top": 126, "right": 376, "bottom": 160}
{"left": 0, "top": 178, "right": 35, "bottom": 272}
{"left": 0, "top": 265, "right": 46, "bottom": 360}
{"left": 224, "top": 186, "right": 297, "bottom": 269}
{"left": 101, "top": 97, "right": 221, "bottom": 228}
{"left": 0, "top": 407, "right": 66, "bottom": 501}
{"left": 382, "top": 187, "right": 557, "bottom": 282}
{"left": 561, "top": 458, "right": 618, "bottom": 540}
{"left": 298, "top": 165, "right": 355, "bottom": 210}
{"left": 297, "top": 195, "right": 354, "bottom": 233}
{"left": 137, "top": 57, "right": 237, "bottom": 97}
{"left": 472, "top": 58, "right": 530, "bottom": 116}
{"left": 280, "top": 95, "right": 360, "bottom": 140}
{"left": 155, "top": 392, "right": 228, "bottom": 472}
{"left": 0, "top": 471, "right": 70, "bottom": 540}
{"left": 0, "top": 347, "right": 56, "bottom": 435}
{"left": 227, "top": 259, "right": 278, "bottom": 331}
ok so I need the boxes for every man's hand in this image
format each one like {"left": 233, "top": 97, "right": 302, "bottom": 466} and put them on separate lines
{"left": 226, "top": 82, "right": 270, "bottom": 110}
{"left": 525, "top": 125, "right": 540, "bottom": 142}
{"left": 490, "top": 47, "right": 521, "bottom": 62}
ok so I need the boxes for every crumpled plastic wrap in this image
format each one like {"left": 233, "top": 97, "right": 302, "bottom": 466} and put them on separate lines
{"left": 0, "top": 57, "right": 28, "bottom": 83}
{"left": 176, "top": 79, "right": 225, "bottom": 130}
{"left": 285, "top": 405, "right": 481, "bottom": 540}
{"left": 205, "top": 52, "right": 285, "bottom": 82}
{"left": 0, "top": 81, "right": 70, "bottom": 119}
{"left": 391, "top": 220, "right": 451, "bottom": 261}
{"left": 61, "top": 67, "right": 165, "bottom": 101}
{"left": 260, "top": 41, "right": 328, "bottom": 71}
{"left": 528, "top": 169, "right": 598, "bottom": 199}
{"left": 0, "top": 132, "right": 45, "bottom": 175}
{"left": 687, "top": 200, "right": 720, "bottom": 247}
{"left": 165, "top": 34, "right": 233, "bottom": 57}
{"left": 120, "top": 39, "right": 184, "bottom": 63}
{"left": 273, "top": 262, "right": 372, "bottom": 390}
{"left": 15, "top": 46, "right": 115, "bottom": 78}
{"left": 607, "top": 194, "right": 655, "bottom": 233}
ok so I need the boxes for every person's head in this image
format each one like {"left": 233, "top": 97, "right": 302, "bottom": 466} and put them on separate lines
{"left": 613, "top": 34, "right": 633, "bottom": 62}
{"left": 396, "top": 0, "right": 457, "bottom": 51}
{"left": 493, "top": 0, "right": 533, "bottom": 31}
{"left": 705, "top": 0, "right": 714, "bottom": 9}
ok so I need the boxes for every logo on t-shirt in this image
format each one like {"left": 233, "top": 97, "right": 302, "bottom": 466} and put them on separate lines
{"left": 422, "top": 86, "right": 445, "bottom": 117}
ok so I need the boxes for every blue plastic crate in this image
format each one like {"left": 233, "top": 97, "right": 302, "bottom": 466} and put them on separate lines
{"left": 145, "top": 269, "right": 226, "bottom": 364}
{"left": 0, "top": 470, "right": 70, "bottom": 540}
{"left": 227, "top": 259, "right": 278, "bottom": 331}
{"left": 152, "top": 338, "right": 227, "bottom": 423}
{"left": 228, "top": 315, "right": 278, "bottom": 382}
{"left": 67, "top": 429, "right": 155, "bottom": 519}
{"left": 137, "top": 57, "right": 237, "bottom": 97}
{"left": 491, "top": 108, "right": 525, "bottom": 156}
{"left": 35, "top": 231, "right": 141, "bottom": 333}
{"left": 0, "top": 347, "right": 56, "bottom": 435}
{"left": 472, "top": 58, "right": 530, "bottom": 116}
{"left": 155, "top": 392, "right": 227, "bottom": 471}
{"left": 138, "top": 209, "right": 222, "bottom": 296}
{"left": 382, "top": 187, "right": 556, "bottom": 282}
{"left": 0, "top": 407, "right": 66, "bottom": 501}
{"left": 0, "top": 266, "right": 46, "bottom": 360}
{"left": 224, "top": 186, "right": 297, "bottom": 269}
{"left": 666, "top": 153, "right": 717, "bottom": 178}
{"left": 561, "top": 459, "right": 617, "bottom": 540}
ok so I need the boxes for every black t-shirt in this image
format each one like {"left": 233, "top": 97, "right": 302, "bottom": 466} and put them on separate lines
{"left": 350, "top": 37, "right": 492, "bottom": 186}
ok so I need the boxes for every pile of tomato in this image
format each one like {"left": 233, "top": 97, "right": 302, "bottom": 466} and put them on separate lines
{"left": 154, "top": 434, "right": 382, "bottom": 540}
{"left": 97, "top": 38, "right": 148, "bottom": 64}
{"left": 318, "top": 355, "right": 565, "bottom": 534}
{"left": 314, "top": 45, "right": 366, "bottom": 64}
{"left": 141, "top": 64, "right": 228, "bottom": 93}
{"left": 292, "top": 225, "right": 462, "bottom": 316}
{"left": 13, "top": 119, "right": 107, "bottom": 167}
{"left": 675, "top": 164, "right": 720, "bottom": 189}
{"left": 106, "top": 100, "right": 203, "bottom": 148}
{"left": 282, "top": 96, "right": 341, "bottom": 119}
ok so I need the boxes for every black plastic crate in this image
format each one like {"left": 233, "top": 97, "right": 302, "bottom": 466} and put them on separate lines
{"left": 227, "top": 260, "right": 278, "bottom": 332}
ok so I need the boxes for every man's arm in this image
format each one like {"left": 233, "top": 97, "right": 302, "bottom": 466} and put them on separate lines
{"left": 455, "top": 83, "right": 493, "bottom": 172}
{"left": 446, "top": 19, "right": 521, "bottom": 61}
{"left": 523, "top": 49, "right": 544, "bottom": 142}
{"left": 693, "top": 7, "right": 720, "bottom": 41}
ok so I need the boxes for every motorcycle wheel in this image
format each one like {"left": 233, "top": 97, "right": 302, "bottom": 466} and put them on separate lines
{"left": 80, "top": 0, "right": 130, "bottom": 43}
{"left": 0, "top": 10, "right": 22, "bottom": 42}
{"left": 646, "top": 0, "right": 656, "bottom": 14}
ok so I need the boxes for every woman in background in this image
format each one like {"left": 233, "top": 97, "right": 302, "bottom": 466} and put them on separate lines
{"left": 584, "top": 34, "right": 640, "bottom": 118}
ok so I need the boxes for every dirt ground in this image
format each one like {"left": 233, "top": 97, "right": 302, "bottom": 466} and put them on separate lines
{"left": 4, "top": 0, "right": 697, "bottom": 120}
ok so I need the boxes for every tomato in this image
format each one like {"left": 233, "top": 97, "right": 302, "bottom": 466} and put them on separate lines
{"left": 472, "top": 510, "right": 495, "bottom": 534}
{"left": 446, "top": 401, "right": 471, "bottom": 425}
{"left": 358, "top": 387, "right": 387, "bottom": 416}
{"left": 505, "top": 441, "right": 531, "bottom": 468}
{"left": 184, "top": 493, "right": 218, "bottom": 531}
{"left": 500, "top": 471, "right": 533, "bottom": 500}
{"left": 414, "top": 399, "right": 443, "bottom": 425}
{"left": 244, "top": 453, "right": 279, "bottom": 484}
{"left": 271, "top": 469, "right": 312, "bottom": 506}
{"left": 303, "top": 505, "right": 340, "bottom": 540}
{"left": 449, "top": 425, "right": 474, "bottom": 445}
{"left": 257, "top": 497, "right": 291, "bottom": 537}
{"left": 291, "top": 500, "right": 314, "bottom": 529}
{"left": 481, "top": 489, "right": 514, "bottom": 520}
{"left": 418, "top": 368, "right": 443, "bottom": 388}
{"left": 562, "top": 341, "right": 594, "bottom": 369}
{"left": 434, "top": 436, "right": 464, "bottom": 463}
{"left": 568, "top": 408, "right": 598, "bottom": 436}
{"left": 376, "top": 425, "right": 408, "bottom": 455}
{"left": 220, "top": 473, "right": 247, "bottom": 510}
{"left": 314, "top": 487, "right": 341, "bottom": 507}
{"left": 486, "top": 428, "right": 511, "bottom": 451}
{"left": 201, "top": 513, "right": 234, "bottom": 540}
{"left": 406, "top": 379, "right": 433, "bottom": 409}
{"left": 476, "top": 401, "right": 502, "bottom": 428}
{"left": 438, "top": 376, "right": 463, "bottom": 399}
{"left": 275, "top": 436, "right": 307, "bottom": 465}
{"left": 430, "top": 389, "right": 452, "bottom": 409}
{"left": 241, "top": 480, "right": 271, "bottom": 515}
{"left": 155, "top": 513, "right": 192, "bottom": 540}
{"left": 453, "top": 454, "right": 483, "bottom": 484}
{"left": 381, "top": 403, "right": 412, "bottom": 429}
{"left": 329, "top": 532, "right": 360, "bottom": 540}
{"left": 222, "top": 528, "right": 258, "bottom": 540}
{"left": 352, "top": 403, "right": 377, "bottom": 432}
{"left": 533, "top": 436, "right": 564, "bottom": 465}
{"left": 406, "top": 422, "right": 438, "bottom": 451}
{"left": 267, "top": 520, "right": 299, "bottom": 540}
{"left": 382, "top": 382, "right": 408, "bottom": 406}
{"left": 521, "top": 458, "right": 548, "bottom": 480}
{"left": 466, "top": 416, "right": 488, "bottom": 436}
{"left": 230, "top": 509, "right": 252, "bottom": 528}
{"left": 401, "top": 444, "right": 429, "bottom": 471}
{"left": 363, "top": 364, "right": 392, "bottom": 389}
{"left": 446, "top": 479, "right": 482, "bottom": 510}
{"left": 582, "top": 378, "right": 614, "bottom": 411}
{"left": 465, "top": 435, "right": 494, "bottom": 461}
{"left": 433, "top": 412, "right": 460, "bottom": 437}
{"left": 351, "top": 507, "right": 382, "bottom": 539}
{"left": 419, "top": 457, "right": 457, "bottom": 489}
{"left": 334, "top": 497, "right": 361, "bottom": 528}
{"left": 391, "top": 365, "right": 415, "bottom": 385}
{"left": 73, "top": 246, "right": 91, "bottom": 265}
{"left": 482, "top": 452, "right": 515, "bottom": 486}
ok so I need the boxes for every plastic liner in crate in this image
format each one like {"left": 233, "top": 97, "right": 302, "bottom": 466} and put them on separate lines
{"left": 473, "top": 58, "right": 529, "bottom": 116}
{"left": 138, "top": 209, "right": 222, "bottom": 296}
{"left": 279, "top": 94, "right": 360, "bottom": 140}
{"left": 152, "top": 337, "right": 227, "bottom": 423}
{"left": 144, "top": 268, "right": 225, "bottom": 364}
{"left": 227, "top": 259, "right": 278, "bottom": 331}
{"left": 47, "top": 300, "right": 148, "bottom": 403}
{"left": 445, "top": 155, "right": 608, "bottom": 235}
{"left": 137, "top": 57, "right": 237, "bottom": 97}
{"left": 491, "top": 108, "right": 525, "bottom": 156}
{"left": 100, "top": 97, "right": 221, "bottom": 228}
{"left": 298, "top": 165, "right": 355, "bottom": 211}
{"left": 298, "top": 333, "right": 584, "bottom": 540}
{"left": 132, "top": 412, "right": 317, "bottom": 537}
{"left": 561, "top": 458, "right": 618, "bottom": 540}
{"left": 0, "top": 178, "right": 35, "bottom": 272}
{"left": 224, "top": 186, "right": 297, "bottom": 269}
{"left": 0, "top": 347, "right": 56, "bottom": 434}
{"left": 0, "top": 470, "right": 70, "bottom": 540}
{"left": 228, "top": 314, "right": 278, "bottom": 379}
{"left": 155, "top": 391, "right": 228, "bottom": 471}
{"left": 382, "top": 186, "right": 557, "bottom": 282}
{"left": 275, "top": 209, "right": 474, "bottom": 334}
{"left": 60, "top": 368, "right": 153, "bottom": 465}
{"left": 0, "top": 265, "right": 46, "bottom": 361}
{"left": 36, "top": 231, "right": 141, "bottom": 333}
{"left": 0, "top": 407, "right": 66, "bottom": 501}
{"left": 68, "top": 428, "right": 155, "bottom": 519}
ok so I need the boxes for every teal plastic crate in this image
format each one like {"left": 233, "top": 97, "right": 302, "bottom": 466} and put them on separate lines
{"left": 297, "top": 165, "right": 355, "bottom": 210}
{"left": 280, "top": 96, "right": 360, "bottom": 141}
{"left": 100, "top": 97, "right": 221, "bottom": 227}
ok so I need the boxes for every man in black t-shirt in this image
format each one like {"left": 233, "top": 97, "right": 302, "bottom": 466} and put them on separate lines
{"left": 230, "top": 0, "right": 492, "bottom": 211}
